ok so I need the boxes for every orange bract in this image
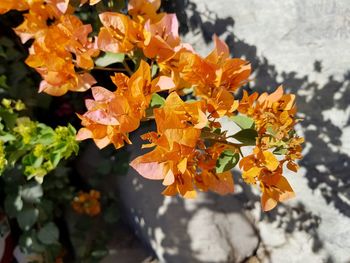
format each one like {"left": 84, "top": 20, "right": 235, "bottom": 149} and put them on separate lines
{"left": 76, "top": 60, "right": 175, "bottom": 148}
{"left": 131, "top": 92, "right": 235, "bottom": 198}
{"left": 0, "top": 0, "right": 28, "bottom": 14}
{"left": 239, "top": 147, "right": 295, "bottom": 211}
{"left": 24, "top": 14, "right": 99, "bottom": 95}
{"left": 128, "top": 0, "right": 163, "bottom": 23}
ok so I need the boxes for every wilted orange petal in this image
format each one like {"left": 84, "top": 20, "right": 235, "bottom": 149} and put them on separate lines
{"left": 287, "top": 161, "right": 299, "bottom": 173}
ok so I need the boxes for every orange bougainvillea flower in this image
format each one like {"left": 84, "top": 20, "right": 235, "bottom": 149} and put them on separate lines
{"left": 238, "top": 86, "right": 297, "bottom": 137}
{"left": 128, "top": 0, "right": 163, "bottom": 23}
{"left": 0, "top": 0, "right": 28, "bottom": 14}
{"left": 97, "top": 12, "right": 142, "bottom": 53}
{"left": 13, "top": 0, "right": 74, "bottom": 43}
{"left": 130, "top": 133, "right": 201, "bottom": 198}
{"left": 72, "top": 190, "right": 101, "bottom": 216}
{"left": 154, "top": 92, "right": 207, "bottom": 133}
{"left": 179, "top": 35, "right": 251, "bottom": 93}
{"left": 239, "top": 147, "right": 295, "bottom": 211}
{"left": 177, "top": 35, "right": 251, "bottom": 117}
{"left": 1, "top": 0, "right": 72, "bottom": 16}
{"left": 24, "top": 14, "right": 99, "bottom": 95}
{"left": 131, "top": 92, "right": 235, "bottom": 198}
{"left": 143, "top": 14, "right": 181, "bottom": 62}
{"left": 76, "top": 60, "right": 175, "bottom": 148}
{"left": 260, "top": 173, "right": 295, "bottom": 212}
{"left": 130, "top": 92, "right": 205, "bottom": 197}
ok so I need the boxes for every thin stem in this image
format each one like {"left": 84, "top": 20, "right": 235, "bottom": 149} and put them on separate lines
{"left": 238, "top": 147, "right": 244, "bottom": 158}
{"left": 205, "top": 137, "right": 243, "bottom": 148}
{"left": 123, "top": 61, "right": 133, "bottom": 75}
{"left": 141, "top": 116, "right": 155, "bottom": 122}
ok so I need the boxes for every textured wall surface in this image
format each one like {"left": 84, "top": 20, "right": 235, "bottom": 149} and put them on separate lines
{"left": 111, "top": 1, "right": 350, "bottom": 262}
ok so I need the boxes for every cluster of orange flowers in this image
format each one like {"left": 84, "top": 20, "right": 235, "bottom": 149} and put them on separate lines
{"left": 71, "top": 190, "right": 101, "bottom": 216}
{"left": 1, "top": 0, "right": 101, "bottom": 96}
{"left": 2, "top": 0, "right": 303, "bottom": 211}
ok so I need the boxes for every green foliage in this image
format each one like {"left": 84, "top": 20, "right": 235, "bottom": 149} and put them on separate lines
{"left": 216, "top": 150, "right": 240, "bottom": 173}
{"left": 0, "top": 36, "right": 51, "bottom": 110}
{"left": 0, "top": 108, "right": 79, "bottom": 183}
{"left": 231, "top": 115, "right": 255, "bottom": 129}
{"left": 150, "top": 93, "right": 166, "bottom": 108}
{"left": 95, "top": 52, "right": 125, "bottom": 67}
{"left": 0, "top": 7, "right": 125, "bottom": 263}
{"left": 230, "top": 128, "right": 258, "bottom": 145}
{"left": 0, "top": 102, "right": 78, "bottom": 260}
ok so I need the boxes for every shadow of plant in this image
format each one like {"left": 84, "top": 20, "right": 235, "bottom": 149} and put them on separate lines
{"left": 164, "top": 0, "right": 350, "bottom": 218}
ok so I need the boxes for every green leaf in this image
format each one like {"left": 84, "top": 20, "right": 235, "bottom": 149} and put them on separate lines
{"left": 103, "top": 203, "right": 120, "bottom": 223}
{"left": 67, "top": 123, "right": 77, "bottom": 135}
{"left": 95, "top": 52, "right": 125, "bottom": 67}
{"left": 216, "top": 150, "right": 240, "bottom": 173}
{"left": 20, "top": 183, "right": 43, "bottom": 203}
{"left": 19, "top": 230, "right": 46, "bottom": 253}
{"left": 5, "top": 193, "right": 23, "bottom": 216}
{"left": 0, "top": 75, "right": 9, "bottom": 89}
{"left": 231, "top": 115, "right": 255, "bottom": 129}
{"left": 37, "top": 222, "right": 59, "bottom": 245}
{"left": 151, "top": 64, "right": 158, "bottom": 78}
{"left": 231, "top": 129, "right": 258, "bottom": 145}
{"left": 0, "top": 108, "right": 17, "bottom": 129}
{"left": 273, "top": 146, "right": 288, "bottom": 155}
{"left": 0, "top": 133, "right": 16, "bottom": 142}
{"left": 37, "top": 200, "right": 53, "bottom": 222}
{"left": 267, "top": 126, "right": 277, "bottom": 136}
{"left": 22, "top": 153, "right": 38, "bottom": 166}
{"left": 36, "top": 132, "right": 54, "bottom": 145}
{"left": 91, "top": 249, "right": 109, "bottom": 259}
{"left": 17, "top": 208, "right": 39, "bottom": 230}
{"left": 150, "top": 93, "right": 165, "bottom": 108}
{"left": 50, "top": 152, "right": 61, "bottom": 167}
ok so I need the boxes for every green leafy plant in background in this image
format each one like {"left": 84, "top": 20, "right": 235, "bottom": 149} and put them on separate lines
{"left": 0, "top": 95, "right": 79, "bottom": 260}
{"left": 0, "top": 13, "right": 127, "bottom": 261}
